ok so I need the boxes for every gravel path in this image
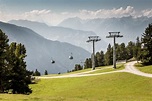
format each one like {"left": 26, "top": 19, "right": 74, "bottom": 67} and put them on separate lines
{"left": 125, "top": 61, "right": 152, "bottom": 78}
{"left": 38, "top": 61, "right": 152, "bottom": 79}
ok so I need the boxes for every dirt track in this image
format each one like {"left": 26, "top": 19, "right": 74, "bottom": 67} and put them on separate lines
{"left": 38, "top": 61, "right": 152, "bottom": 79}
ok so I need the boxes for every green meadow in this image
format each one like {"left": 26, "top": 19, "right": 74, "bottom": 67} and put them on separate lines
{"left": 0, "top": 63, "right": 152, "bottom": 101}
{"left": 0, "top": 71, "right": 152, "bottom": 101}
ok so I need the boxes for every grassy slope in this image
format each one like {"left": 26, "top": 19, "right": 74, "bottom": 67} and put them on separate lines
{"left": 41, "top": 68, "right": 92, "bottom": 77}
{"left": 0, "top": 72, "right": 152, "bottom": 101}
{"left": 135, "top": 63, "right": 152, "bottom": 74}
{"left": 42, "top": 63, "right": 124, "bottom": 76}
{"left": 88, "top": 64, "right": 124, "bottom": 74}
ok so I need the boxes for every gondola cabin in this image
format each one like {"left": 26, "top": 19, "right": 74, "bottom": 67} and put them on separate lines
{"left": 51, "top": 60, "right": 55, "bottom": 64}
{"left": 69, "top": 55, "right": 73, "bottom": 60}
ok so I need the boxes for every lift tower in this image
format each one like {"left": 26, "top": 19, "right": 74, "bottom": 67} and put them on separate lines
{"left": 106, "top": 32, "right": 123, "bottom": 69}
{"left": 87, "top": 36, "right": 101, "bottom": 70}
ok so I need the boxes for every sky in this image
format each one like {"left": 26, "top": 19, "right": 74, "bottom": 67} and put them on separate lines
{"left": 0, "top": 0, "right": 152, "bottom": 25}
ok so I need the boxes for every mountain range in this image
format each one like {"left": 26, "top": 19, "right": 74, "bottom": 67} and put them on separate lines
{"left": 9, "top": 16, "right": 152, "bottom": 52}
{"left": 58, "top": 16, "right": 152, "bottom": 45}
{"left": 9, "top": 20, "right": 107, "bottom": 52}
{"left": 0, "top": 21, "right": 90, "bottom": 74}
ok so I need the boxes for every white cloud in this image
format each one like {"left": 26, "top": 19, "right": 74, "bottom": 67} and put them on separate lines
{"left": 21, "top": 10, "right": 76, "bottom": 25}
{"left": 79, "top": 6, "right": 135, "bottom": 19}
{"left": 142, "top": 9, "right": 152, "bottom": 17}
{"left": 0, "top": 6, "right": 151, "bottom": 25}
{"left": 23, "top": 9, "right": 51, "bottom": 23}
{"left": 25, "top": 9, "right": 51, "bottom": 15}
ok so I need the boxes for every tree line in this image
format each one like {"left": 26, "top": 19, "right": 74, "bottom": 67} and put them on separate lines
{"left": 0, "top": 29, "right": 32, "bottom": 94}
{"left": 84, "top": 23, "right": 152, "bottom": 69}
{"left": 32, "top": 69, "right": 49, "bottom": 76}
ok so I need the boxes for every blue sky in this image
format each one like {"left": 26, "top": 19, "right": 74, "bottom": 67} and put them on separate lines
{"left": 1, "top": 0, "right": 152, "bottom": 12}
{"left": 0, "top": 0, "right": 152, "bottom": 25}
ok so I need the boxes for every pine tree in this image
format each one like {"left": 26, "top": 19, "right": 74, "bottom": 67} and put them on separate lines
{"left": 95, "top": 52, "right": 99, "bottom": 67}
{"left": 134, "top": 37, "right": 141, "bottom": 61}
{"left": 141, "top": 24, "right": 152, "bottom": 65}
{"left": 95, "top": 51, "right": 105, "bottom": 67}
{"left": 104, "top": 44, "right": 113, "bottom": 65}
{"left": 100, "top": 51, "right": 105, "bottom": 66}
{"left": 74, "top": 64, "right": 82, "bottom": 71}
{"left": 117, "top": 43, "right": 127, "bottom": 60}
{"left": 84, "top": 58, "right": 92, "bottom": 69}
{"left": 44, "top": 70, "right": 48, "bottom": 75}
{"left": 7, "top": 42, "right": 32, "bottom": 94}
{"left": 0, "top": 29, "right": 9, "bottom": 92}
{"left": 34, "top": 69, "right": 41, "bottom": 76}
{"left": 0, "top": 29, "right": 32, "bottom": 94}
{"left": 126, "top": 41, "right": 135, "bottom": 60}
{"left": 94, "top": 52, "right": 99, "bottom": 67}
{"left": 88, "top": 58, "right": 92, "bottom": 68}
{"left": 84, "top": 58, "right": 89, "bottom": 69}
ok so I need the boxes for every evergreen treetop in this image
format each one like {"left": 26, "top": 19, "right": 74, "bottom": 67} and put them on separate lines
{"left": 141, "top": 24, "right": 152, "bottom": 65}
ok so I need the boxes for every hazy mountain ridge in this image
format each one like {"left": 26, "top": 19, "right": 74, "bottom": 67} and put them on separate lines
{"left": 9, "top": 16, "right": 151, "bottom": 53}
{"left": 9, "top": 20, "right": 107, "bottom": 52}
{"left": 58, "top": 16, "right": 152, "bottom": 44}
{"left": 0, "top": 21, "right": 90, "bottom": 74}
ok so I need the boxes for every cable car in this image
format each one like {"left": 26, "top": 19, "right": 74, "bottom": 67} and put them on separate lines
{"left": 69, "top": 53, "right": 73, "bottom": 60}
{"left": 69, "top": 56, "right": 73, "bottom": 60}
{"left": 51, "top": 58, "right": 55, "bottom": 64}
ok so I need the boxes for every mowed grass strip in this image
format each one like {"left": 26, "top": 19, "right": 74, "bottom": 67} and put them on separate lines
{"left": 135, "top": 63, "right": 152, "bottom": 74}
{"left": 0, "top": 72, "right": 152, "bottom": 101}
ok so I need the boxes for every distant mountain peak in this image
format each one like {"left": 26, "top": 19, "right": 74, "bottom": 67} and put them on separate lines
{"left": 65, "top": 17, "right": 82, "bottom": 21}
{"left": 9, "top": 19, "right": 50, "bottom": 27}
